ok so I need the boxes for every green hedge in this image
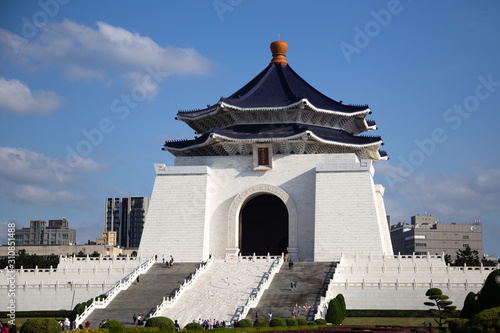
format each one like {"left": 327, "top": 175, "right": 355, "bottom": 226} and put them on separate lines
{"left": 270, "top": 318, "right": 286, "bottom": 327}
{"left": 308, "top": 321, "right": 318, "bottom": 326}
{"left": 145, "top": 317, "right": 175, "bottom": 332}
{"left": 0, "top": 310, "right": 72, "bottom": 318}
{"left": 101, "top": 320, "right": 126, "bottom": 333}
{"left": 236, "top": 319, "right": 253, "bottom": 327}
{"left": 314, "top": 319, "right": 327, "bottom": 325}
{"left": 296, "top": 318, "right": 308, "bottom": 326}
{"left": 285, "top": 318, "right": 297, "bottom": 326}
{"left": 345, "top": 309, "right": 459, "bottom": 317}
{"left": 184, "top": 322, "right": 204, "bottom": 330}
{"left": 20, "top": 318, "right": 62, "bottom": 333}
{"left": 253, "top": 318, "right": 269, "bottom": 327}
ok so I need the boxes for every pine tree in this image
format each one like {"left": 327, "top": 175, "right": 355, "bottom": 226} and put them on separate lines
{"left": 424, "top": 288, "right": 456, "bottom": 330}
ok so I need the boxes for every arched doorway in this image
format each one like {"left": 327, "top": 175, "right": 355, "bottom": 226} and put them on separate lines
{"left": 239, "top": 194, "right": 288, "bottom": 255}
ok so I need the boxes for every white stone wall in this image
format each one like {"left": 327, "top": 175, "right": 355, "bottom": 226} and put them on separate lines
{"left": 0, "top": 257, "right": 142, "bottom": 311}
{"left": 138, "top": 165, "right": 210, "bottom": 262}
{"left": 139, "top": 153, "right": 392, "bottom": 262}
{"left": 314, "top": 159, "right": 392, "bottom": 260}
{"left": 330, "top": 253, "right": 497, "bottom": 310}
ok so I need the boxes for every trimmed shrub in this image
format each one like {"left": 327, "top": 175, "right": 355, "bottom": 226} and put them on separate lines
{"left": 326, "top": 294, "right": 347, "bottom": 325}
{"left": 70, "top": 303, "right": 85, "bottom": 321}
{"left": 337, "top": 294, "right": 346, "bottom": 319}
{"left": 460, "top": 291, "right": 478, "bottom": 319}
{"left": 185, "top": 322, "right": 204, "bottom": 330}
{"left": 326, "top": 298, "right": 341, "bottom": 325}
{"left": 447, "top": 318, "right": 468, "bottom": 332}
{"left": 308, "top": 321, "right": 318, "bottom": 326}
{"left": 315, "top": 318, "right": 327, "bottom": 325}
{"left": 253, "top": 318, "right": 269, "bottom": 327}
{"left": 145, "top": 317, "right": 175, "bottom": 332}
{"left": 477, "top": 269, "right": 500, "bottom": 311}
{"left": 270, "top": 318, "right": 287, "bottom": 327}
{"left": 285, "top": 318, "right": 298, "bottom": 327}
{"left": 20, "top": 318, "right": 62, "bottom": 333}
{"left": 462, "top": 306, "right": 500, "bottom": 332}
{"left": 236, "top": 319, "right": 253, "bottom": 327}
{"left": 296, "top": 318, "right": 308, "bottom": 326}
{"left": 101, "top": 320, "right": 126, "bottom": 333}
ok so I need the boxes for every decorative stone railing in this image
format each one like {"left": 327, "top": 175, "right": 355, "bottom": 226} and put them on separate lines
{"left": 233, "top": 254, "right": 283, "bottom": 321}
{"left": 74, "top": 256, "right": 155, "bottom": 328}
{"left": 336, "top": 262, "right": 500, "bottom": 275}
{"left": 2, "top": 254, "right": 144, "bottom": 276}
{"left": 314, "top": 253, "right": 499, "bottom": 320}
{"left": 149, "top": 256, "right": 214, "bottom": 318}
{"left": 339, "top": 252, "right": 448, "bottom": 264}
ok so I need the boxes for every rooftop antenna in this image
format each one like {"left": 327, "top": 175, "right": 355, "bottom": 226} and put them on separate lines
{"left": 278, "top": 32, "right": 280, "bottom": 40}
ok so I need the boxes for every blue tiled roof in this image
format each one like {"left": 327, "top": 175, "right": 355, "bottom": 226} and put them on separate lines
{"left": 178, "top": 63, "right": 368, "bottom": 117}
{"left": 163, "top": 123, "right": 382, "bottom": 150}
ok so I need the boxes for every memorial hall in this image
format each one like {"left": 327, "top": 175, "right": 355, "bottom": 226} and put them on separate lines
{"left": 139, "top": 41, "right": 392, "bottom": 262}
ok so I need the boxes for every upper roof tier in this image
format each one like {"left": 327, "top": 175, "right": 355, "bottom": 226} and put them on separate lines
{"left": 176, "top": 41, "right": 375, "bottom": 135}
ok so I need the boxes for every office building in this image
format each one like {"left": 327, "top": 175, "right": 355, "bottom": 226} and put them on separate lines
{"left": 14, "top": 218, "right": 76, "bottom": 245}
{"left": 104, "top": 197, "right": 149, "bottom": 248}
{"left": 390, "top": 214, "right": 483, "bottom": 258}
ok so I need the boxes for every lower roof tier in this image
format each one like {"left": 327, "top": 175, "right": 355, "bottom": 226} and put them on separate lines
{"left": 178, "top": 100, "right": 376, "bottom": 135}
{"left": 163, "top": 123, "right": 387, "bottom": 161}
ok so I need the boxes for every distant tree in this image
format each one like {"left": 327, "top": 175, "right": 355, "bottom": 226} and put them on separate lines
{"left": 444, "top": 253, "right": 453, "bottom": 265}
{"left": 481, "top": 256, "right": 497, "bottom": 267}
{"left": 455, "top": 245, "right": 480, "bottom": 266}
{"left": 424, "top": 288, "right": 456, "bottom": 330}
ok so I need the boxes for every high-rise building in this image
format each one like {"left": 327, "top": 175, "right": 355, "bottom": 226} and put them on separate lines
{"left": 104, "top": 197, "right": 149, "bottom": 248}
{"left": 14, "top": 218, "right": 76, "bottom": 245}
{"left": 390, "top": 214, "right": 483, "bottom": 258}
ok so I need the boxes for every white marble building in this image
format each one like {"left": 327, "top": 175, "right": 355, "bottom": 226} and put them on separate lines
{"left": 139, "top": 41, "right": 392, "bottom": 262}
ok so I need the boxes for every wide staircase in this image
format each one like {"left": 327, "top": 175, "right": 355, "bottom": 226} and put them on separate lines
{"left": 158, "top": 260, "right": 277, "bottom": 327}
{"left": 85, "top": 262, "right": 200, "bottom": 328}
{"left": 246, "top": 262, "right": 336, "bottom": 322}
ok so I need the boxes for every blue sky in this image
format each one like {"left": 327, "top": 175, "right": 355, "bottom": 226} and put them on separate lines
{"left": 0, "top": 1, "right": 499, "bottom": 257}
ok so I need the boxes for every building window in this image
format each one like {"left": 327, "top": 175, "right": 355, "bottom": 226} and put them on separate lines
{"left": 253, "top": 144, "right": 272, "bottom": 170}
{"left": 416, "top": 243, "right": 427, "bottom": 247}
{"left": 63, "top": 234, "right": 68, "bottom": 239}
{"left": 463, "top": 236, "right": 469, "bottom": 239}
{"left": 258, "top": 147, "right": 269, "bottom": 165}
{"left": 463, "top": 244, "right": 469, "bottom": 248}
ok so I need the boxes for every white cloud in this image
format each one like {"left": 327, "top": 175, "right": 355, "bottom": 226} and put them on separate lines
{"left": 375, "top": 162, "right": 500, "bottom": 223}
{"left": 0, "top": 147, "right": 106, "bottom": 206}
{"left": 0, "top": 20, "right": 211, "bottom": 90}
{"left": 0, "top": 77, "right": 61, "bottom": 114}
{"left": 8, "top": 185, "right": 85, "bottom": 206}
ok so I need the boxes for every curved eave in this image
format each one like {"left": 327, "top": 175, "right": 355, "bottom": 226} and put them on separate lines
{"left": 164, "top": 130, "right": 384, "bottom": 152}
{"left": 177, "top": 98, "right": 370, "bottom": 121}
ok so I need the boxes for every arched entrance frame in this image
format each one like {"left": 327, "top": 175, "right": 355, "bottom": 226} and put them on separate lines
{"left": 227, "top": 184, "right": 299, "bottom": 260}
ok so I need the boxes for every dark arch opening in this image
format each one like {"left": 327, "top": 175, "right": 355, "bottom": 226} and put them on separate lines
{"left": 239, "top": 194, "right": 288, "bottom": 255}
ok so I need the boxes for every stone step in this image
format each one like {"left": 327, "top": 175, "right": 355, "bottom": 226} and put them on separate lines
{"left": 159, "top": 260, "right": 276, "bottom": 327}
{"left": 246, "top": 262, "right": 336, "bottom": 322}
{"left": 85, "top": 262, "right": 200, "bottom": 328}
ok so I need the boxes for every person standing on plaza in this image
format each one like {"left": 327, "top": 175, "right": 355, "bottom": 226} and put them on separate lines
{"left": 64, "top": 318, "right": 70, "bottom": 331}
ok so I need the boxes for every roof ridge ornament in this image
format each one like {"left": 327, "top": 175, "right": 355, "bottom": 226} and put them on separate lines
{"left": 270, "top": 40, "right": 288, "bottom": 65}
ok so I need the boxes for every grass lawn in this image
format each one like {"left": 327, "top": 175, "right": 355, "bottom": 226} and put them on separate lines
{"left": 343, "top": 317, "right": 440, "bottom": 327}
